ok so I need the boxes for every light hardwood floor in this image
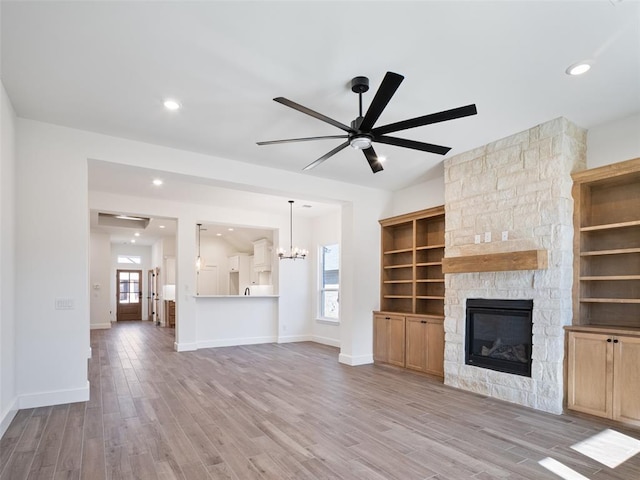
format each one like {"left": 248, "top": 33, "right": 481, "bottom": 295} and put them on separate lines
{"left": 1, "top": 321, "right": 639, "bottom": 480}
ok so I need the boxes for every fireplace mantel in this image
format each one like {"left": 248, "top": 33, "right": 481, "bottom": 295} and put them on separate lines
{"left": 442, "top": 250, "right": 548, "bottom": 274}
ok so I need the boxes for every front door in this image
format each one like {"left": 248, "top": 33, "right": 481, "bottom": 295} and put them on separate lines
{"left": 117, "top": 269, "right": 142, "bottom": 321}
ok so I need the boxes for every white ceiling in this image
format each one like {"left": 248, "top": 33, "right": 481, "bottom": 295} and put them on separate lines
{"left": 2, "top": 1, "right": 639, "bottom": 194}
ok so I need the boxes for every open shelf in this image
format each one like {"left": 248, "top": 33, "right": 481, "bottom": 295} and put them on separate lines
{"left": 379, "top": 206, "right": 444, "bottom": 315}
{"left": 572, "top": 158, "right": 640, "bottom": 329}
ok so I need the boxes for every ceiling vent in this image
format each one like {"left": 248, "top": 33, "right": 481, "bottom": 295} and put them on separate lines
{"left": 98, "top": 213, "right": 150, "bottom": 229}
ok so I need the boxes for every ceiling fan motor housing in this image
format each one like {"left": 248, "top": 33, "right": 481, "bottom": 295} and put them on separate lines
{"left": 350, "top": 76, "right": 369, "bottom": 93}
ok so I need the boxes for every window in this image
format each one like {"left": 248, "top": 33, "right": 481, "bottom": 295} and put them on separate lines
{"left": 320, "top": 244, "right": 339, "bottom": 320}
{"left": 117, "top": 255, "right": 141, "bottom": 264}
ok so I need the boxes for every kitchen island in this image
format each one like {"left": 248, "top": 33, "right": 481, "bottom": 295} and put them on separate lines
{"left": 194, "top": 295, "right": 279, "bottom": 348}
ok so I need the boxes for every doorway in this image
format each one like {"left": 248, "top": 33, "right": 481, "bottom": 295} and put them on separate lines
{"left": 117, "top": 269, "right": 142, "bottom": 321}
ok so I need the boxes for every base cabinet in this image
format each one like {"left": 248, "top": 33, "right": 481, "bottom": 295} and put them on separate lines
{"left": 567, "top": 329, "right": 640, "bottom": 426}
{"left": 374, "top": 312, "right": 444, "bottom": 377}
{"left": 373, "top": 313, "right": 405, "bottom": 367}
{"left": 405, "top": 316, "right": 444, "bottom": 377}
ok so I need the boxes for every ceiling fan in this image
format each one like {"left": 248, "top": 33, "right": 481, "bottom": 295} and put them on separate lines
{"left": 257, "top": 72, "right": 477, "bottom": 173}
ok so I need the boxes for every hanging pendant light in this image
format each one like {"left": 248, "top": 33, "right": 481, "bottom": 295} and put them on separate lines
{"left": 196, "top": 223, "right": 203, "bottom": 271}
{"left": 278, "top": 200, "right": 308, "bottom": 260}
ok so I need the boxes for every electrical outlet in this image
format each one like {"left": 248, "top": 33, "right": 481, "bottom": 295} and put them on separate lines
{"left": 484, "top": 231, "right": 491, "bottom": 243}
{"left": 55, "top": 298, "right": 74, "bottom": 310}
{"left": 502, "top": 231, "right": 509, "bottom": 241}
{"left": 474, "top": 234, "right": 481, "bottom": 244}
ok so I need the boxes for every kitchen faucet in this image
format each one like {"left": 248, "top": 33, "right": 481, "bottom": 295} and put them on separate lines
{"left": 244, "top": 287, "right": 250, "bottom": 295}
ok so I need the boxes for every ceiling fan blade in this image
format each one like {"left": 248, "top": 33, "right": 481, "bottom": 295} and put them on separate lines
{"left": 363, "top": 146, "right": 384, "bottom": 173}
{"left": 372, "top": 104, "right": 478, "bottom": 136}
{"left": 274, "top": 97, "right": 353, "bottom": 132}
{"left": 359, "top": 72, "right": 404, "bottom": 132}
{"left": 257, "top": 135, "right": 348, "bottom": 146}
{"left": 375, "top": 135, "right": 451, "bottom": 155}
{"left": 303, "top": 141, "right": 350, "bottom": 171}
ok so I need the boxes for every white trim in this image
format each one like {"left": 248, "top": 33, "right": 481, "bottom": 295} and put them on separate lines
{"left": 316, "top": 317, "right": 340, "bottom": 325}
{"left": 88, "top": 347, "right": 92, "bottom": 359}
{"left": 90, "top": 322, "right": 112, "bottom": 330}
{"left": 174, "top": 341, "right": 197, "bottom": 352}
{"left": 18, "top": 381, "right": 90, "bottom": 409}
{"left": 197, "top": 336, "right": 278, "bottom": 349}
{"left": 338, "top": 353, "right": 373, "bottom": 366}
{"left": 0, "top": 398, "right": 19, "bottom": 439}
{"left": 311, "top": 335, "right": 340, "bottom": 348}
{"left": 277, "top": 334, "right": 312, "bottom": 344}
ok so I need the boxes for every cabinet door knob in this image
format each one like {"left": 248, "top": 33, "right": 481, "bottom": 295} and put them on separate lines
{"left": 613, "top": 339, "right": 619, "bottom": 343}
{"left": 421, "top": 320, "right": 427, "bottom": 324}
{"left": 607, "top": 338, "right": 612, "bottom": 342}
{"left": 385, "top": 317, "right": 390, "bottom": 320}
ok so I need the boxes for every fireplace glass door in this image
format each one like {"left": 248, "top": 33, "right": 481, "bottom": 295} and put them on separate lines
{"left": 465, "top": 298, "right": 533, "bottom": 377}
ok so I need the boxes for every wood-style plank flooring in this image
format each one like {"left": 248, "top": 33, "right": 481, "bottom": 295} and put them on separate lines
{"left": 1, "top": 321, "right": 639, "bottom": 479}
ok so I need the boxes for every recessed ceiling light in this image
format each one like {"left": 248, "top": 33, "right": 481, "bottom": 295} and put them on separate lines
{"left": 159, "top": 225, "right": 165, "bottom": 229}
{"left": 131, "top": 239, "right": 136, "bottom": 243}
{"left": 566, "top": 61, "right": 592, "bottom": 76}
{"left": 134, "top": 233, "right": 140, "bottom": 237}
{"left": 216, "top": 233, "right": 222, "bottom": 237}
{"left": 163, "top": 99, "right": 181, "bottom": 111}
{"left": 152, "top": 178, "right": 163, "bottom": 186}
{"left": 228, "top": 228, "right": 234, "bottom": 231}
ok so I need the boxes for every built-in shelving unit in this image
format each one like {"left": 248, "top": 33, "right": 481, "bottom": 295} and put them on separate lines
{"left": 374, "top": 206, "right": 445, "bottom": 377}
{"left": 379, "top": 206, "right": 445, "bottom": 317}
{"left": 571, "top": 157, "right": 640, "bottom": 328}
{"left": 566, "top": 158, "right": 640, "bottom": 427}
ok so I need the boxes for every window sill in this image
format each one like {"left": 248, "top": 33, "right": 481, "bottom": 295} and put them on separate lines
{"left": 316, "top": 318, "right": 340, "bottom": 325}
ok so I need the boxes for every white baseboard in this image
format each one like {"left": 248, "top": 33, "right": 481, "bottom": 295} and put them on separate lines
{"left": 277, "top": 334, "right": 312, "bottom": 344}
{"left": 90, "top": 322, "right": 111, "bottom": 330}
{"left": 197, "top": 336, "right": 278, "bottom": 349}
{"left": 311, "top": 335, "right": 340, "bottom": 348}
{"left": 174, "top": 341, "right": 197, "bottom": 352}
{"left": 0, "top": 397, "right": 19, "bottom": 439}
{"left": 338, "top": 353, "right": 374, "bottom": 366}
{"left": 18, "top": 381, "right": 90, "bottom": 409}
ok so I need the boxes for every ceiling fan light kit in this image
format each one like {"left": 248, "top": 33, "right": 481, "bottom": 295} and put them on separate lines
{"left": 257, "top": 71, "right": 478, "bottom": 174}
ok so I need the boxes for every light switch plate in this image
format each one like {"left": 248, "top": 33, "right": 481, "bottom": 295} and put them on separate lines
{"left": 484, "top": 231, "right": 491, "bottom": 243}
{"left": 502, "top": 231, "right": 509, "bottom": 241}
{"left": 474, "top": 234, "right": 481, "bottom": 244}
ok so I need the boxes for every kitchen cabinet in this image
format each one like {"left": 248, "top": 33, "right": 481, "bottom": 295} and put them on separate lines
{"left": 566, "top": 327, "right": 640, "bottom": 426}
{"left": 228, "top": 254, "right": 251, "bottom": 295}
{"left": 253, "top": 239, "right": 272, "bottom": 272}
{"left": 373, "top": 313, "right": 405, "bottom": 367}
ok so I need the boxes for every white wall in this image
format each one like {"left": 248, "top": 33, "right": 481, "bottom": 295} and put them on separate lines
{"left": 110, "top": 243, "right": 152, "bottom": 321}
{"left": 587, "top": 113, "right": 640, "bottom": 169}
{"left": 389, "top": 176, "right": 446, "bottom": 217}
{"left": 89, "top": 232, "right": 112, "bottom": 329}
{"left": 0, "top": 82, "right": 18, "bottom": 436}
{"left": 15, "top": 120, "right": 90, "bottom": 408}
{"left": 310, "top": 210, "right": 341, "bottom": 347}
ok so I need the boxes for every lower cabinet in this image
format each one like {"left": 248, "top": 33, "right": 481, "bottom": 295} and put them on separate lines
{"left": 373, "top": 313, "right": 405, "bottom": 367}
{"left": 373, "top": 312, "right": 444, "bottom": 377}
{"left": 405, "top": 315, "right": 445, "bottom": 377}
{"left": 164, "top": 300, "right": 176, "bottom": 328}
{"left": 567, "top": 330, "right": 640, "bottom": 426}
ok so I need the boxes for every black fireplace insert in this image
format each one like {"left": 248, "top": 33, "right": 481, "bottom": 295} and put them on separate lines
{"left": 465, "top": 298, "right": 533, "bottom": 377}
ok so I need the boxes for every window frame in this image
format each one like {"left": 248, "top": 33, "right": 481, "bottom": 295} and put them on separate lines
{"left": 318, "top": 243, "right": 340, "bottom": 322}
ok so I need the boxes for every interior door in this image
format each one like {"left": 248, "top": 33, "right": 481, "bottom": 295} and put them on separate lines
{"left": 117, "top": 269, "right": 142, "bottom": 321}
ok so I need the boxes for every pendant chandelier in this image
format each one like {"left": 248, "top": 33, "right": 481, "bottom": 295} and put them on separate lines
{"left": 196, "top": 223, "right": 203, "bottom": 271}
{"left": 278, "top": 200, "right": 308, "bottom": 260}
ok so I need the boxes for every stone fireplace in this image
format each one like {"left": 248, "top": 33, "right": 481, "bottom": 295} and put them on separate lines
{"left": 443, "top": 118, "right": 586, "bottom": 414}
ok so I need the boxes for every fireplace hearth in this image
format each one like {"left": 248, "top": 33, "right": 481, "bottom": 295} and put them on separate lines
{"left": 465, "top": 298, "right": 533, "bottom": 377}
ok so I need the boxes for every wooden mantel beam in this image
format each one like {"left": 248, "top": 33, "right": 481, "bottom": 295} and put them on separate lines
{"left": 442, "top": 250, "right": 548, "bottom": 274}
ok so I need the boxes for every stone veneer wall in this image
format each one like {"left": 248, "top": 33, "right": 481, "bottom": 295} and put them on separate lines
{"left": 443, "top": 117, "right": 586, "bottom": 414}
